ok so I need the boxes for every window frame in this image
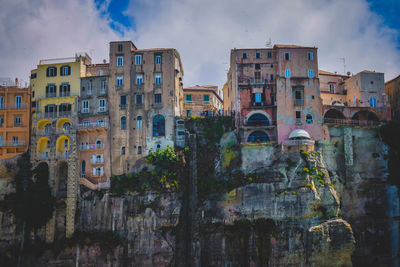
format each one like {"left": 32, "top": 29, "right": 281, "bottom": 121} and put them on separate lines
{"left": 117, "top": 56, "right": 124, "bottom": 66}
{"left": 134, "top": 54, "right": 142, "bottom": 65}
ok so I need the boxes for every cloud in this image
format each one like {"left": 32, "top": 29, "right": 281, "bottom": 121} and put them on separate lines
{"left": 0, "top": 0, "right": 399, "bottom": 88}
{"left": 0, "top": 0, "right": 133, "bottom": 84}
{"left": 125, "top": 0, "right": 400, "bottom": 87}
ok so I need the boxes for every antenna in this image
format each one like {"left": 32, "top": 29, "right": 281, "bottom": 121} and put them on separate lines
{"left": 339, "top": 57, "right": 346, "bottom": 75}
{"left": 265, "top": 37, "right": 272, "bottom": 48}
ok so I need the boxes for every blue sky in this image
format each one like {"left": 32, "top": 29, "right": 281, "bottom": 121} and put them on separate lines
{"left": 0, "top": 0, "right": 399, "bottom": 86}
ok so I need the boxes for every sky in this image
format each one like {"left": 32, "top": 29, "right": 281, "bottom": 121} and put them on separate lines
{"left": 0, "top": 0, "right": 399, "bottom": 88}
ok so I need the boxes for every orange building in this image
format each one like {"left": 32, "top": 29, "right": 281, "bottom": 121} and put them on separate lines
{"left": 0, "top": 80, "right": 30, "bottom": 159}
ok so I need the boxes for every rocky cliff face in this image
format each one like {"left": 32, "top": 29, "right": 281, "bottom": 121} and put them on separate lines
{"left": 0, "top": 126, "right": 398, "bottom": 266}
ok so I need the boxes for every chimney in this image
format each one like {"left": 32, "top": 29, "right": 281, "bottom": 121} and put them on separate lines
{"left": 15, "top": 78, "right": 18, "bottom": 86}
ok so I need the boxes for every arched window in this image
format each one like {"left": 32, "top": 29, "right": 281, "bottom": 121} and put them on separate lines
{"left": 247, "top": 113, "right": 269, "bottom": 126}
{"left": 63, "top": 122, "right": 71, "bottom": 133}
{"left": 81, "top": 160, "right": 86, "bottom": 177}
{"left": 137, "top": 116, "right": 143, "bottom": 130}
{"left": 306, "top": 114, "right": 313, "bottom": 124}
{"left": 64, "top": 139, "right": 68, "bottom": 148}
{"left": 95, "top": 139, "right": 102, "bottom": 149}
{"left": 121, "top": 116, "right": 126, "bottom": 130}
{"left": 153, "top": 115, "right": 165, "bottom": 137}
{"left": 369, "top": 97, "right": 377, "bottom": 108}
{"left": 247, "top": 131, "right": 270, "bottom": 143}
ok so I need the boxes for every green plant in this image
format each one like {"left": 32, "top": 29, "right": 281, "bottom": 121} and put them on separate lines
{"left": 292, "top": 191, "right": 297, "bottom": 195}
{"left": 302, "top": 167, "right": 309, "bottom": 173}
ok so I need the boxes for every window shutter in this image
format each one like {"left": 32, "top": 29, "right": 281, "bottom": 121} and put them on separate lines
{"left": 92, "top": 155, "right": 96, "bottom": 163}
{"left": 100, "top": 167, "right": 104, "bottom": 176}
{"left": 100, "top": 154, "right": 104, "bottom": 162}
{"left": 46, "top": 85, "right": 48, "bottom": 94}
{"left": 68, "top": 66, "right": 71, "bottom": 75}
{"left": 93, "top": 168, "right": 96, "bottom": 176}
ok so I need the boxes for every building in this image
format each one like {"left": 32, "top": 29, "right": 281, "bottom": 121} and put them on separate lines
{"left": 78, "top": 63, "right": 111, "bottom": 186}
{"left": 108, "top": 41, "right": 184, "bottom": 174}
{"left": 0, "top": 79, "right": 30, "bottom": 160}
{"left": 385, "top": 74, "right": 400, "bottom": 121}
{"left": 322, "top": 70, "right": 390, "bottom": 125}
{"left": 183, "top": 85, "right": 223, "bottom": 117}
{"left": 226, "top": 44, "right": 326, "bottom": 145}
{"left": 30, "top": 53, "right": 92, "bottom": 239}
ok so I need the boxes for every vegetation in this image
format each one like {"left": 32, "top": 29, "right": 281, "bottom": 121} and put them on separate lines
{"left": 110, "top": 146, "right": 185, "bottom": 195}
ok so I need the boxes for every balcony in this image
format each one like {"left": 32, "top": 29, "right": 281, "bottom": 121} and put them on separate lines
{"left": 91, "top": 157, "right": 104, "bottom": 164}
{"left": 0, "top": 141, "right": 26, "bottom": 147}
{"left": 249, "top": 79, "right": 267, "bottom": 85}
{"left": 133, "top": 84, "right": 144, "bottom": 91}
{"left": 35, "top": 111, "right": 76, "bottom": 120}
{"left": 185, "top": 100, "right": 193, "bottom": 105}
{"left": 59, "top": 91, "right": 71, "bottom": 97}
{"left": 283, "top": 139, "right": 315, "bottom": 146}
{"left": 56, "top": 150, "right": 70, "bottom": 160}
{"left": 0, "top": 104, "right": 29, "bottom": 110}
{"left": 203, "top": 101, "right": 210, "bottom": 105}
{"left": 324, "top": 118, "right": 380, "bottom": 127}
{"left": 46, "top": 92, "right": 57, "bottom": 98}
{"left": 77, "top": 121, "right": 109, "bottom": 130}
{"left": 37, "top": 128, "right": 55, "bottom": 135}
{"left": 79, "top": 143, "right": 104, "bottom": 151}
{"left": 294, "top": 99, "right": 304, "bottom": 106}
{"left": 153, "top": 83, "right": 162, "bottom": 90}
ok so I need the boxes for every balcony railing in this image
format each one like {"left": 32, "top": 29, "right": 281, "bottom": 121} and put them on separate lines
{"left": 249, "top": 79, "right": 267, "bottom": 85}
{"left": 245, "top": 119, "right": 276, "bottom": 127}
{"left": 283, "top": 139, "right": 315, "bottom": 146}
{"left": 46, "top": 92, "right": 57, "bottom": 98}
{"left": 154, "top": 83, "right": 162, "bottom": 89}
{"left": 185, "top": 100, "right": 193, "bottom": 105}
{"left": 324, "top": 118, "right": 380, "bottom": 127}
{"left": 35, "top": 111, "right": 75, "bottom": 120}
{"left": 91, "top": 158, "right": 104, "bottom": 164}
{"left": 59, "top": 91, "right": 71, "bottom": 97}
{"left": 56, "top": 150, "right": 70, "bottom": 160}
{"left": 133, "top": 84, "right": 144, "bottom": 91}
{"left": 0, "top": 104, "right": 29, "bottom": 109}
{"left": 77, "top": 121, "right": 108, "bottom": 130}
{"left": 294, "top": 99, "right": 304, "bottom": 106}
{"left": 79, "top": 143, "right": 104, "bottom": 151}
{"left": 0, "top": 141, "right": 26, "bottom": 147}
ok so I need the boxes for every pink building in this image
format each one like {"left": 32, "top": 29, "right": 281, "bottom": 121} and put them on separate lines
{"left": 226, "top": 44, "right": 327, "bottom": 145}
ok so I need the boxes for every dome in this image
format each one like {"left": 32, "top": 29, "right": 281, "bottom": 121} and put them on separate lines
{"left": 288, "top": 129, "right": 311, "bottom": 140}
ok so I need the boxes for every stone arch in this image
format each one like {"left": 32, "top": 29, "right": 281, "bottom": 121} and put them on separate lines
{"left": 56, "top": 136, "right": 70, "bottom": 154}
{"left": 38, "top": 119, "right": 52, "bottom": 130}
{"left": 324, "top": 108, "right": 345, "bottom": 123}
{"left": 247, "top": 130, "right": 270, "bottom": 143}
{"left": 56, "top": 118, "right": 72, "bottom": 130}
{"left": 352, "top": 110, "right": 379, "bottom": 121}
{"left": 245, "top": 110, "right": 272, "bottom": 125}
{"left": 37, "top": 137, "right": 50, "bottom": 155}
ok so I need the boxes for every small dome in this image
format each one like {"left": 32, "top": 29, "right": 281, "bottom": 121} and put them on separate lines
{"left": 288, "top": 129, "right": 311, "bottom": 140}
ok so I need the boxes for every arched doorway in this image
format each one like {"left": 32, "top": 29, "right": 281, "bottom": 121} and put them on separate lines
{"left": 352, "top": 110, "right": 379, "bottom": 126}
{"left": 247, "top": 131, "right": 270, "bottom": 143}
{"left": 247, "top": 114, "right": 269, "bottom": 126}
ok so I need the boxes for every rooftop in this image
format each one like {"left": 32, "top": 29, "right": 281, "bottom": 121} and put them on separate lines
{"left": 319, "top": 70, "right": 348, "bottom": 77}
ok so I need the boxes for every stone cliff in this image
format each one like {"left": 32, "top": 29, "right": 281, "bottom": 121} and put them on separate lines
{"left": 0, "top": 124, "right": 398, "bottom": 266}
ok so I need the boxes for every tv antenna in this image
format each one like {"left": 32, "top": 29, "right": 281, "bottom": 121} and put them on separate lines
{"left": 265, "top": 38, "right": 272, "bottom": 48}
{"left": 339, "top": 57, "right": 346, "bottom": 75}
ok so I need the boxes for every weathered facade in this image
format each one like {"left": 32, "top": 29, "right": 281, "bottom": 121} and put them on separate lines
{"left": 108, "top": 41, "right": 184, "bottom": 175}
{"left": 183, "top": 85, "right": 223, "bottom": 117}
{"left": 385, "top": 74, "right": 400, "bottom": 121}
{"left": 0, "top": 82, "right": 30, "bottom": 160}
{"left": 78, "top": 64, "right": 111, "bottom": 186}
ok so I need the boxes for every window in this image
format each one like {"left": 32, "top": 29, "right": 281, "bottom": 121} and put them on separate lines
{"left": 204, "top": 95, "right": 210, "bottom": 105}
{"left": 87, "top": 80, "right": 93, "bottom": 95}
{"left": 64, "top": 139, "right": 68, "bottom": 148}
{"left": 256, "top": 52, "right": 260, "bottom": 59}
{"left": 121, "top": 116, "right": 127, "bottom": 130}
{"left": 255, "top": 93, "right": 262, "bottom": 103}
{"left": 138, "top": 146, "right": 142, "bottom": 154}
{"left": 155, "top": 73, "right": 162, "bottom": 84}
{"left": 101, "top": 80, "right": 106, "bottom": 92}
{"left": 60, "top": 83, "right": 70, "bottom": 97}
{"left": 117, "top": 56, "right": 124, "bottom": 66}
{"left": 270, "top": 74, "right": 274, "bottom": 81}
{"left": 308, "top": 52, "right": 313, "bottom": 61}
{"left": 137, "top": 116, "right": 142, "bottom": 130}
{"left": 285, "top": 69, "right": 291, "bottom": 78}
{"left": 329, "top": 84, "right": 335, "bottom": 94}
{"left": 370, "top": 97, "right": 377, "bottom": 108}
{"left": 242, "top": 53, "right": 247, "bottom": 59}
{"left": 15, "top": 96, "right": 22, "bottom": 109}
{"left": 0, "top": 136, "right": 3, "bottom": 145}
{"left": 294, "top": 87, "right": 304, "bottom": 106}
{"left": 81, "top": 161, "right": 86, "bottom": 177}
{"left": 136, "top": 74, "right": 143, "bottom": 85}
{"left": 267, "top": 51, "right": 272, "bottom": 58}
{"left": 118, "top": 44, "right": 123, "bottom": 52}
{"left": 46, "top": 67, "right": 57, "bottom": 77}
{"left": 153, "top": 115, "right": 165, "bottom": 137}
{"left": 0, "top": 97, "right": 3, "bottom": 109}
{"left": 136, "top": 94, "right": 143, "bottom": 104}
{"left": 135, "top": 54, "right": 142, "bottom": 65}
{"left": 155, "top": 55, "right": 162, "bottom": 64}
{"left": 308, "top": 69, "right": 314, "bottom": 78}
{"left": 31, "top": 73, "right": 37, "bottom": 79}
{"left": 13, "top": 136, "right": 18, "bottom": 145}
{"left": 83, "top": 120, "right": 90, "bottom": 126}
{"left": 306, "top": 114, "right": 313, "bottom": 124}
{"left": 60, "top": 65, "right": 71, "bottom": 76}
{"left": 116, "top": 76, "right": 123, "bottom": 86}
{"left": 120, "top": 95, "right": 127, "bottom": 106}
{"left": 82, "top": 101, "right": 89, "bottom": 113}
{"left": 155, "top": 94, "right": 162, "bottom": 104}
{"left": 121, "top": 146, "right": 126, "bottom": 155}
{"left": 98, "top": 70, "right": 103, "bottom": 76}
{"left": 284, "top": 52, "right": 290, "bottom": 60}
{"left": 99, "top": 99, "right": 106, "bottom": 112}
{"left": 186, "top": 94, "right": 192, "bottom": 103}
{"left": 97, "top": 119, "right": 105, "bottom": 127}
{"left": 296, "top": 111, "right": 302, "bottom": 124}
{"left": 14, "top": 115, "right": 22, "bottom": 126}
{"left": 46, "top": 84, "right": 56, "bottom": 97}
{"left": 46, "top": 139, "right": 51, "bottom": 149}
{"left": 186, "top": 110, "right": 191, "bottom": 117}
{"left": 95, "top": 139, "right": 103, "bottom": 149}
{"left": 0, "top": 116, "right": 4, "bottom": 127}
{"left": 255, "top": 72, "right": 260, "bottom": 80}
{"left": 255, "top": 64, "right": 260, "bottom": 70}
